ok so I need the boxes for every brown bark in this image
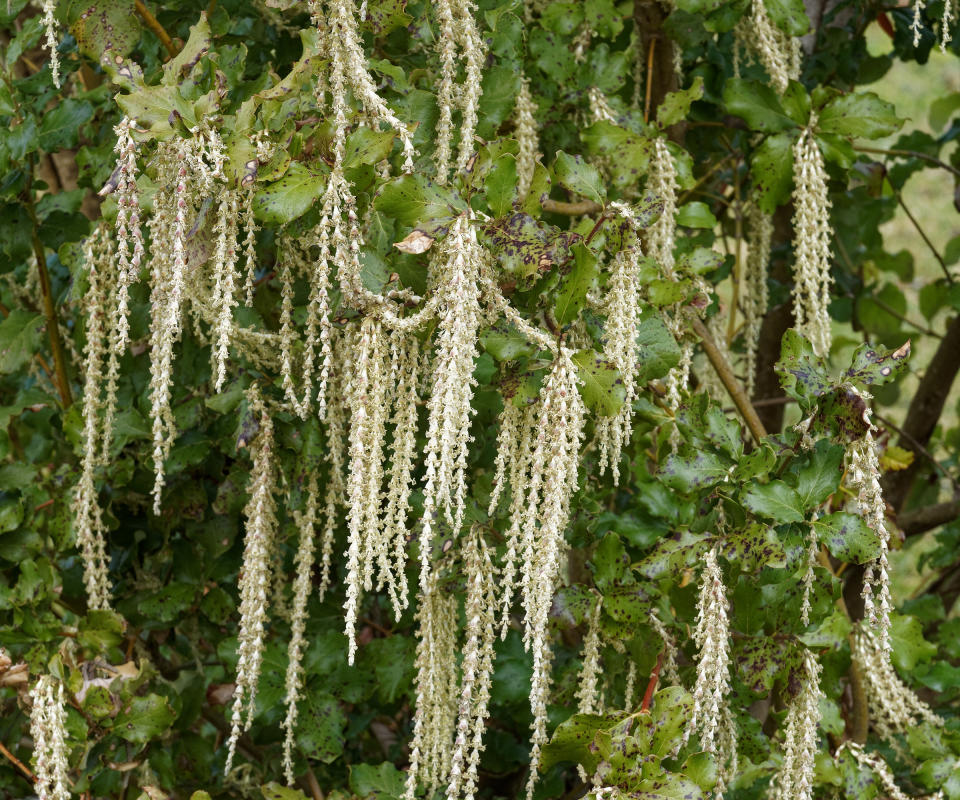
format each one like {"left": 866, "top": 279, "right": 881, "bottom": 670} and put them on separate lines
{"left": 751, "top": 205, "right": 794, "bottom": 434}
{"left": 883, "top": 315, "right": 960, "bottom": 514}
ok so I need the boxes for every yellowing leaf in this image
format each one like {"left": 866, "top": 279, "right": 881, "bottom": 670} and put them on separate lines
{"left": 880, "top": 445, "right": 914, "bottom": 472}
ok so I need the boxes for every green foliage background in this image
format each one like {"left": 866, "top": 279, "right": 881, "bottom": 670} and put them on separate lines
{"left": 0, "top": 0, "right": 958, "bottom": 798}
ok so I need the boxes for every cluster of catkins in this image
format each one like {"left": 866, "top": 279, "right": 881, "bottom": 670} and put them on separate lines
{"left": 62, "top": 0, "right": 932, "bottom": 797}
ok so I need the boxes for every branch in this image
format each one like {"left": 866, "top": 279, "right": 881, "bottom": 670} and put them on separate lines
{"left": 0, "top": 740, "right": 34, "bottom": 785}
{"left": 134, "top": 0, "right": 179, "bottom": 58}
{"left": 883, "top": 314, "right": 960, "bottom": 514}
{"left": 690, "top": 316, "right": 768, "bottom": 443}
{"left": 541, "top": 198, "right": 603, "bottom": 216}
{"left": 25, "top": 157, "right": 72, "bottom": 408}
{"left": 816, "top": 549, "right": 868, "bottom": 744}
{"left": 897, "top": 500, "right": 960, "bottom": 537}
{"left": 855, "top": 145, "right": 960, "bottom": 180}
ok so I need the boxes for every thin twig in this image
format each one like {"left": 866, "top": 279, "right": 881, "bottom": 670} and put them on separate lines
{"left": 855, "top": 145, "right": 960, "bottom": 179}
{"left": 644, "top": 38, "right": 656, "bottom": 124}
{"left": 134, "top": 0, "right": 179, "bottom": 58}
{"left": 0, "top": 740, "right": 34, "bottom": 784}
{"left": 541, "top": 198, "right": 603, "bottom": 216}
{"left": 874, "top": 411, "right": 960, "bottom": 496}
{"left": 690, "top": 316, "right": 768, "bottom": 443}
{"left": 640, "top": 652, "right": 663, "bottom": 713}
{"left": 25, "top": 157, "right": 72, "bottom": 408}
{"left": 896, "top": 194, "right": 953, "bottom": 284}
{"left": 305, "top": 767, "right": 325, "bottom": 800}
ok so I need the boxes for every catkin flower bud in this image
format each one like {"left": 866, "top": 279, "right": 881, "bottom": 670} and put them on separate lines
{"left": 29, "top": 675, "right": 71, "bottom": 800}
{"left": 769, "top": 651, "right": 823, "bottom": 800}
{"left": 791, "top": 124, "right": 833, "bottom": 357}
{"left": 226, "top": 389, "right": 278, "bottom": 773}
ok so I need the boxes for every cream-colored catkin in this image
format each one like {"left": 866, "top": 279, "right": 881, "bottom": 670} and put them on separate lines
{"left": 380, "top": 333, "right": 421, "bottom": 619}
{"left": 29, "top": 675, "right": 71, "bottom": 800}
{"left": 852, "top": 627, "right": 942, "bottom": 743}
{"left": 738, "top": 0, "right": 798, "bottom": 93}
{"left": 799, "top": 518, "right": 818, "bottom": 627}
{"left": 419, "top": 215, "right": 483, "bottom": 589}
{"left": 743, "top": 202, "right": 772, "bottom": 397}
{"left": 941, "top": 0, "right": 956, "bottom": 48}
{"left": 277, "top": 234, "right": 322, "bottom": 418}
{"left": 40, "top": 0, "right": 61, "bottom": 89}
{"left": 318, "top": 332, "right": 349, "bottom": 601}
{"left": 520, "top": 351, "right": 588, "bottom": 800}
{"left": 226, "top": 390, "right": 278, "bottom": 773}
{"left": 242, "top": 190, "right": 259, "bottom": 306}
{"left": 596, "top": 216, "right": 644, "bottom": 483}
{"left": 648, "top": 609, "right": 681, "bottom": 686}
{"left": 682, "top": 546, "right": 733, "bottom": 756}
{"left": 446, "top": 532, "right": 498, "bottom": 800}
{"left": 343, "top": 317, "right": 391, "bottom": 664}
{"left": 648, "top": 138, "right": 679, "bottom": 279}
{"left": 576, "top": 597, "right": 604, "bottom": 715}
{"left": 281, "top": 474, "right": 319, "bottom": 785}
{"left": 515, "top": 79, "right": 539, "bottom": 200}
{"left": 108, "top": 117, "right": 145, "bottom": 358}
{"left": 315, "top": 0, "right": 415, "bottom": 170}
{"left": 791, "top": 123, "right": 833, "bottom": 357}
{"left": 768, "top": 651, "right": 823, "bottom": 800}
{"left": 148, "top": 137, "right": 196, "bottom": 514}
{"left": 845, "top": 399, "right": 892, "bottom": 654}
{"left": 404, "top": 575, "right": 460, "bottom": 800}
{"left": 211, "top": 189, "right": 240, "bottom": 392}
{"left": 73, "top": 227, "right": 115, "bottom": 610}
{"left": 842, "top": 742, "right": 945, "bottom": 800}
{"left": 497, "top": 403, "right": 536, "bottom": 637}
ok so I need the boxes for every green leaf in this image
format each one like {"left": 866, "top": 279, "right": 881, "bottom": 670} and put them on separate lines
{"left": 261, "top": 784, "right": 308, "bottom": 800}
{"left": 374, "top": 174, "right": 466, "bottom": 235}
{"left": 484, "top": 154, "right": 519, "bottom": 217}
{"left": 363, "top": 0, "right": 413, "bottom": 36}
{"left": 553, "top": 151, "right": 605, "bottom": 203}
{"left": 814, "top": 512, "right": 880, "bottom": 564}
{"left": 789, "top": 440, "right": 845, "bottom": 508}
{"left": 593, "top": 533, "right": 631, "bottom": 589}
{"left": 648, "top": 278, "right": 691, "bottom": 307}
{"left": 723, "top": 78, "right": 798, "bottom": 132}
{"left": 744, "top": 481, "right": 805, "bottom": 523}
{"left": 636, "top": 312, "right": 682, "bottom": 382}
{"left": 660, "top": 450, "right": 729, "bottom": 492}
{"left": 775, "top": 329, "right": 832, "bottom": 406}
{"left": 113, "top": 694, "right": 176, "bottom": 744}
{"left": 750, "top": 131, "right": 796, "bottom": 213}
{"left": 349, "top": 762, "right": 406, "bottom": 799}
{"left": 38, "top": 100, "right": 94, "bottom": 152}
{"left": 297, "top": 691, "right": 346, "bottom": 763}
{"left": 554, "top": 243, "right": 599, "bottom": 325}
{"left": 78, "top": 609, "right": 125, "bottom": 651}
{"left": 572, "top": 349, "right": 626, "bottom": 417}
{"left": 657, "top": 76, "right": 704, "bottom": 127}
{"left": 484, "top": 214, "right": 578, "bottom": 285}
{"left": 480, "top": 321, "right": 537, "bottom": 361}
{"left": 542, "top": 712, "right": 621, "bottom": 773}
{"left": 764, "top": 0, "right": 810, "bottom": 35}
{"left": 252, "top": 163, "right": 327, "bottom": 225}
{"left": 342, "top": 128, "right": 396, "bottom": 169}
{"left": 844, "top": 340, "right": 910, "bottom": 386}
{"left": 0, "top": 311, "right": 43, "bottom": 374}
{"left": 818, "top": 92, "right": 903, "bottom": 140}
{"left": 581, "top": 121, "right": 654, "bottom": 188}
{"left": 69, "top": 0, "right": 141, "bottom": 59}
{"left": 161, "top": 14, "right": 211, "bottom": 86}
{"left": 676, "top": 201, "right": 717, "bottom": 228}
{"left": 890, "top": 614, "right": 938, "bottom": 672}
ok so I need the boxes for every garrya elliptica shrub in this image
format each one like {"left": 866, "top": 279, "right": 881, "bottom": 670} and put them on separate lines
{"left": 0, "top": 0, "right": 959, "bottom": 798}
